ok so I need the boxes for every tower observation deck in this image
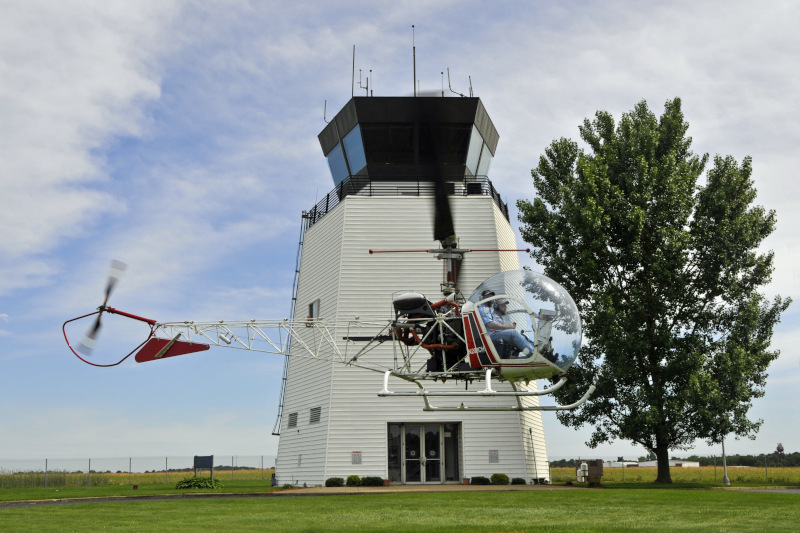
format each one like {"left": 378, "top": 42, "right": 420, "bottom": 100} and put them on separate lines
{"left": 308, "top": 97, "right": 509, "bottom": 227}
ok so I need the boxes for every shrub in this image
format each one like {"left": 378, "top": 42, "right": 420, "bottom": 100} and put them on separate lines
{"left": 281, "top": 483, "right": 295, "bottom": 489}
{"left": 470, "top": 476, "right": 491, "bottom": 485}
{"left": 511, "top": 477, "right": 526, "bottom": 485}
{"left": 346, "top": 475, "right": 361, "bottom": 487}
{"left": 325, "top": 477, "right": 344, "bottom": 487}
{"left": 175, "top": 476, "right": 222, "bottom": 489}
{"left": 491, "top": 473, "right": 509, "bottom": 485}
{"left": 361, "top": 476, "right": 384, "bottom": 487}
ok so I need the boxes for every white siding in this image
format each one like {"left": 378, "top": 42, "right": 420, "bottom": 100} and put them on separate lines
{"left": 276, "top": 195, "right": 548, "bottom": 485}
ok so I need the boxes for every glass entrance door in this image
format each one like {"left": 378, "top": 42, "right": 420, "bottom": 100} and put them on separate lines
{"left": 424, "top": 424, "right": 441, "bottom": 482}
{"left": 388, "top": 423, "right": 460, "bottom": 484}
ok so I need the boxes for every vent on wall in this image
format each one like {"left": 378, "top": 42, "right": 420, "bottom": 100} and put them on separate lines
{"left": 288, "top": 412, "right": 298, "bottom": 428}
{"left": 310, "top": 407, "right": 321, "bottom": 424}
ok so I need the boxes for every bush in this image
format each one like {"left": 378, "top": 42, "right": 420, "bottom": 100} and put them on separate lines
{"left": 175, "top": 476, "right": 222, "bottom": 489}
{"left": 361, "top": 476, "right": 384, "bottom": 487}
{"left": 346, "top": 475, "right": 361, "bottom": 487}
{"left": 325, "top": 477, "right": 344, "bottom": 487}
{"left": 470, "top": 476, "right": 491, "bottom": 485}
{"left": 511, "top": 477, "right": 526, "bottom": 485}
{"left": 491, "top": 473, "right": 509, "bottom": 485}
{"left": 281, "top": 483, "right": 295, "bottom": 489}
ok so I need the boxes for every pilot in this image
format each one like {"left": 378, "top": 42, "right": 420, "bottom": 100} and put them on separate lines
{"left": 494, "top": 298, "right": 511, "bottom": 325}
{"left": 478, "top": 290, "right": 535, "bottom": 358}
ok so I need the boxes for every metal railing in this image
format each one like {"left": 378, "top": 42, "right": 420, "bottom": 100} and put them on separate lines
{"left": 305, "top": 175, "right": 509, "bottom": 228}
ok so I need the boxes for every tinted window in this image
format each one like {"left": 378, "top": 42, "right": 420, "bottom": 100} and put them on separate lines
{"left": 326, "top": 144, "right": 348, "bottom": 186}
{"left": 342, "top": 124, "right": 366, "bottom": 174}
{"left": 361, "top": 123, "right": 414, "bottom": 165}
{"left": 419, "top": 124, "right": 471, "bottom": 167}
{"left": 466, "top": 125, "right": 483, "bottom": 175}
{"left": 477, "top": 141, "right": 493, "bottom": 177}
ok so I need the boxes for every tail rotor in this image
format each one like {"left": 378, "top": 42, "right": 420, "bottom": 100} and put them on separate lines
{"left": 77, "top": 260, "right": 127, "bottom": 355}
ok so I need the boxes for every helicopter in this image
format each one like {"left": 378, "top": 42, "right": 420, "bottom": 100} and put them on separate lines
{"left": 63, "top": 117, "right": 595, "bottom": 412}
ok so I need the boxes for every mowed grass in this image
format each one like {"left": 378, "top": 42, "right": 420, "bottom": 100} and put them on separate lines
{"left": 2, "top": 489, "right": 799, "bottom": 532}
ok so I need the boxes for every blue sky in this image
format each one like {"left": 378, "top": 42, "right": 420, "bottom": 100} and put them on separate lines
{"left": 2, "top": 0, "right": 798, "bottom": 462}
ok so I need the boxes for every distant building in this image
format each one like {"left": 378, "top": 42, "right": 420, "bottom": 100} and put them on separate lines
{"left": 637, "top": 460, "right": 700, "bottom": 468}
{"left": 603, "top": 461, "right": 639, "bottom": 468}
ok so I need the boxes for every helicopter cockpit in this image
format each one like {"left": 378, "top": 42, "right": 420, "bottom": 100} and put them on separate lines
{"left": 468, "top": 270, "right": 582, "bottom": 373}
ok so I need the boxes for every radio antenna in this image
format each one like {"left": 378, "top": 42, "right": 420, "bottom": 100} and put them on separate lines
{"left": 447, "top": 68, "right": 466, "bottom": 97}
{"left": 351, "top": 45, "right": 355, "bottom": 98}
{"left": 323, "top": 100, "right": 329, "bottom": 123}
{"left": 469, "top": 76, "right": 473, "bottom": 97}
{"left": 412, "top": 25, "right": 416, "bottom": 97}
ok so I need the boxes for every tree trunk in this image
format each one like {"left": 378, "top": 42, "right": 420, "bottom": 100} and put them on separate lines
{"left": 655, "top": 446, "right": 672, "bottom": 483}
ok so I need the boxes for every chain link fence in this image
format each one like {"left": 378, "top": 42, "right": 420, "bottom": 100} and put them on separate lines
{"left": 0, "top": 455, "right": 276, "bottom": 488}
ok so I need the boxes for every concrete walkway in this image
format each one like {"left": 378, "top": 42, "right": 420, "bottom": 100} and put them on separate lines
{"left": 0, "top": 483, "right": 579, "bottom": 509}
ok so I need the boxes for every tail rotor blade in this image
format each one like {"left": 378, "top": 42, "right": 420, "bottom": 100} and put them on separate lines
{"left": 77, "top": 314, "right": 103, "bottom": 355}
{"left": 103, "top": 260, "right": 127, "bottom": 305}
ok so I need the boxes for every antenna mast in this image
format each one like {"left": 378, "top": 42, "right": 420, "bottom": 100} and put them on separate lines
{"left": 351, "top": 45, "right": 355, "bottom": 98}
{"left": 412, "top": 25, "right": 416, "bottom": 97}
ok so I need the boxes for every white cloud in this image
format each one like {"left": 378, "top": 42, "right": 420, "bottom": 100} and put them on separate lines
{"left": 0, "top": 1, "right": 181, "bottom": 292}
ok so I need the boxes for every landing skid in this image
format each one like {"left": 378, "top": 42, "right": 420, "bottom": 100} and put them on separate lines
{"left": 379, "top": 369, "right": 596, "bottom": 411}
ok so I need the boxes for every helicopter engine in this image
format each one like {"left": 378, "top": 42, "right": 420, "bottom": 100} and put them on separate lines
{"left": 392, "top": 292, "right": 467, "bottom": 375}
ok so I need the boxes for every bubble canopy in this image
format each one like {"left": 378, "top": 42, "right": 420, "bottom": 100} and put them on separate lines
{"left": 469, "top": 270, "right": 582, "bottom": 372}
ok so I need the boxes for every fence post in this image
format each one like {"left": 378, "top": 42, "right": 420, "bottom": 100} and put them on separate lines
{"left": 232, "top": 456, "right": 234, "bottom": 480}
{"left": 88, "top": 459, "right": 91, "bottom": 486}
{"left": 45, "top": 459, "right": 48, "bottom": 488}
{"left": 165, "top": 457, "right": 168, "bottom": 484}
{"left": 765, "top": 456, "right": 769, "bottom": 483}
{"left": 129, "top": 458, "right": 132, "bottom": 485}
{"left": 261, "top": 456, "right": 264, "bottom": 481}
{"left": 622, "top": 462, "right": 625, "bottom": 482}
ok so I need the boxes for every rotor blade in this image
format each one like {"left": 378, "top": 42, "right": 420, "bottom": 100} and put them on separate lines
{"left": 102, "top": 259, "right": 127, "bottom": 305}
{"left": 432, "top": 169, "right": 455, "bottom": 242}
{"left": 421, "top": 100, "right": 455, "bottom": 243}
{"left": 76, "top": 314, "right": 103, "bottom": 355}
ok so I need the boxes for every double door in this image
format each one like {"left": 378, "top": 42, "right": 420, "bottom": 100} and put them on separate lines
{"left": 388, "top": 423, "right": 460, "bottom": 484}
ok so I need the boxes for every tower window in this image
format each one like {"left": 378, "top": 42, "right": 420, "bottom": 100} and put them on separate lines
{"left": 310, "top": 406, "right": 321, "bottom": 424}
{"left": 308, "top": 299, "right": 320, "bottom": 322}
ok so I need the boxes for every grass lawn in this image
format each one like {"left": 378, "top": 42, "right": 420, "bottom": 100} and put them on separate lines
{"left": 1, "top": 489, "right": 798, "bottom": 532}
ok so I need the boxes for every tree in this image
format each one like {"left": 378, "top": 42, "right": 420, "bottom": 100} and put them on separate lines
{"left": 518, "top": 98, "right": 790, "bottom": 483}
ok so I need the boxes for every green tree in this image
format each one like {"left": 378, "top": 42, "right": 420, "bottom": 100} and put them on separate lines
{"left": 518, "top": 98, "right": 789, "bottom": 483}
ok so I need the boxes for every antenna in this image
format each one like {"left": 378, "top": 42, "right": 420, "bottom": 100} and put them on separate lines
{"left": 351, "top": 45, "right": 355, "bottom": 98}
{"left": 358, "top": 69, "right": 369, "bottom": 96}
{"left": 323, "top": 100, "right": 329, "bottom": 123}
{"left": 412, "top": 25, "right": 416, "bottom": 97}
{"left": 447, "top": 68, "right": 466, "bottom": 97}
{"left": 441, "top": 72, "right": 444, "bottom": 97}
{"left": 469, "top": 76, "right": 473, "bottom": 97}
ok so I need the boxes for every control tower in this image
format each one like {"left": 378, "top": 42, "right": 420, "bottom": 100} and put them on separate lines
{"left": 274, "top": 96, "right": 549, "bottom": 485}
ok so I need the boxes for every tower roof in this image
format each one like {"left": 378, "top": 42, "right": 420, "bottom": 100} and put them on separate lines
{"left": 318, "top": 97, "right": 499, "bottom": 185}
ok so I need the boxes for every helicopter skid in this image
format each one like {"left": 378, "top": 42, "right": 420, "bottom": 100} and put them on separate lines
{"left": 379, "top": 370, "right": 596, "bottom": 411}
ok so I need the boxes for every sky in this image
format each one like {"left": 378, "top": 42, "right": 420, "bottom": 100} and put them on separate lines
{"left": 1, "top": 0, "right": 799, "bottom": 465}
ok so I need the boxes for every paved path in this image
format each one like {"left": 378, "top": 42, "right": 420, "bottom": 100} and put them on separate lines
{"left": 0, "top": 484, "right": 578, "bottom": 509}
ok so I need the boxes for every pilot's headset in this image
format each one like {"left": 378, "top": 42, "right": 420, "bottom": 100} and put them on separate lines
{"left": 492, "top": 298, "right": 509, "bottom": 311}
